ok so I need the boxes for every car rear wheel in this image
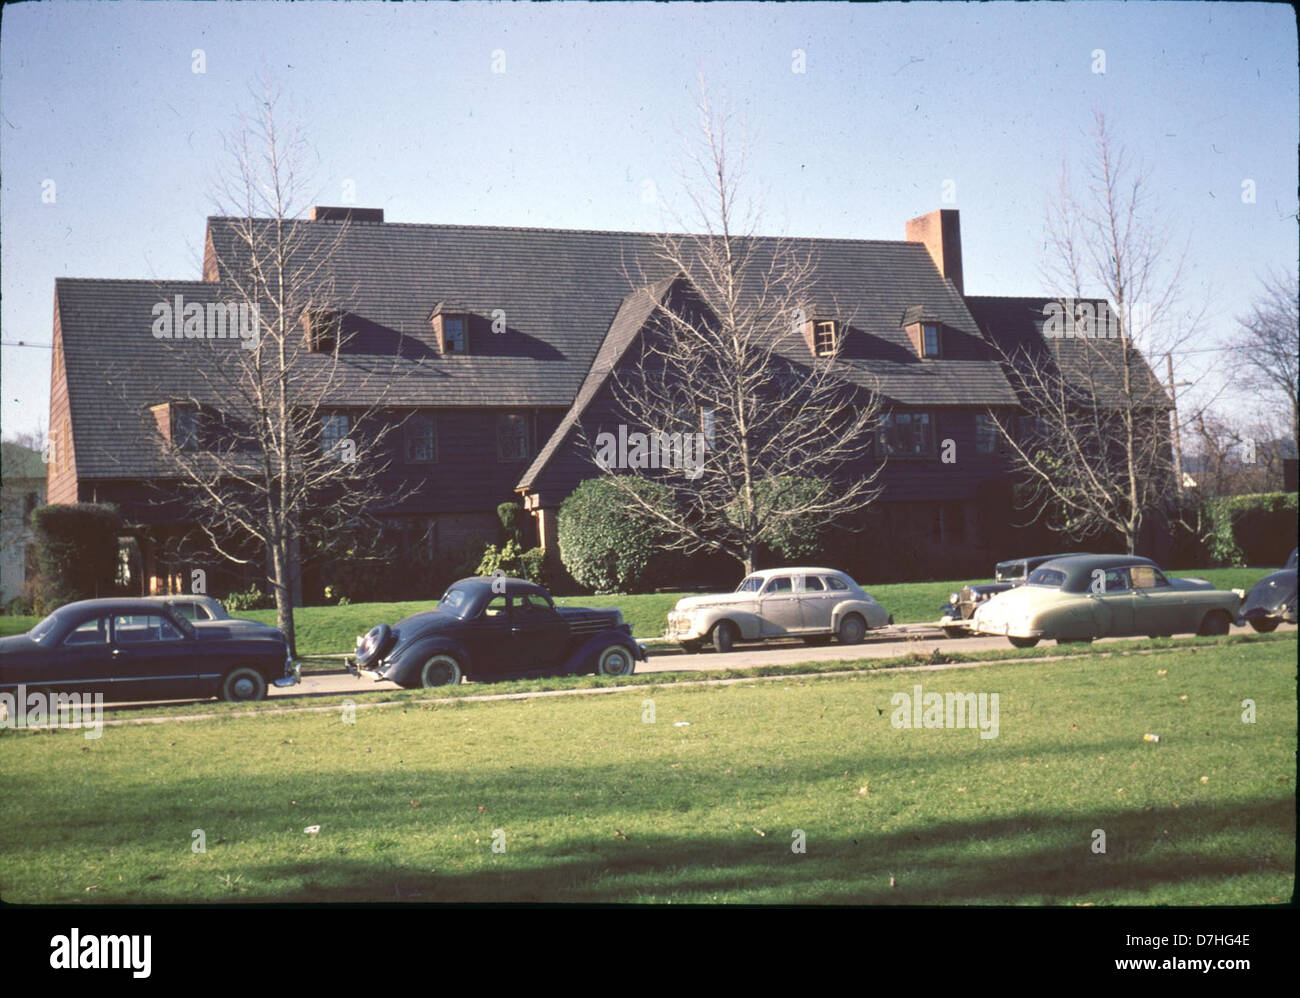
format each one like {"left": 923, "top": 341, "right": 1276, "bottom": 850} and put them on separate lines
{"left": 596, "top": 644, "right": 635, "bottom": 676}
{"left": 221, "top": 667, "right": 267, "bottom": 702}
{"left": 1198, "top": 610, "right": 1232, "bottom": 636}
{"left": 420, "top": 654, "right": 462, "bottom": 687}
{"left": 1008, "top": 636, "right": 1039, "bottom": 649}
{"left": 709, "top": 621, "right": 736, "bottom": 653}
{"left": 837, "top": 614, "right": 866, "bottom": 645}
{"left": 1249, "top": 618, "right": 1279, "bottom": 633}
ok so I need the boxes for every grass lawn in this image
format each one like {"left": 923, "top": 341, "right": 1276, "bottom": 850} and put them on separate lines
{"left": 0, "top": 566, "right": 1274, "bottom": 654}
{"left": 0, "top": 635, "right": 1292, "bottom": 904}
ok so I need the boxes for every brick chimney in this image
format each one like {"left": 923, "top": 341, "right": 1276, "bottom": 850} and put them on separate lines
{"left": 905, "top": 209, "right": 963, "bottom": 294}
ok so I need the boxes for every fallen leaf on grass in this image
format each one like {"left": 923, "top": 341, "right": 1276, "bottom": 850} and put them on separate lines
{"left": 753, "top": 828, "right": 767, "bottom": 837}
{"left": 304, "top": 825, "right": 321, "bottom": 834}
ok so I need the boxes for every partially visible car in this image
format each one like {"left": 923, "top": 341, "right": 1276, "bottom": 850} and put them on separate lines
{"left": 666, "top": 567, "right": 892, "bottom": 652}
{"left": 970, "top": 554, "right": 1242, "bottom": 647}
{"left": 0, "top": 598, "right": 298, "bottom": 703}
{"left": 1238, "top": 551, "right": 1298, "bottom": 632}
{"left": 142, "top": 594, "right": 279, "bottom": 634}
{"left": 938, "top": 553, "right": 1091, "bottom": 637}
{"left": 348, "top": 576, "right": 645, "bottom": 687}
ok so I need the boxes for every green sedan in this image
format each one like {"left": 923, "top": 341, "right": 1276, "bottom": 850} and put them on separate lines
{"left": 969, "top": 554, "right": 1243, "bottom": 648}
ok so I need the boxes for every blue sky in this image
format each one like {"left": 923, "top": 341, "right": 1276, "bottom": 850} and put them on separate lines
{"left": 2, "top": 0, "right": 1296, "bottom": 441}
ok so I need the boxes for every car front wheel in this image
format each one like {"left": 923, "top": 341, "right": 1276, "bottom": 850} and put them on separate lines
{"left": 420, "top": 654, "right": 462, "bottom": 687}
{"left": 596, "top": 644, "right": 636, "bottom": 676}
{"left": 1248, "top": 618, "right": 1278, "bottom": 633}
{"left": 1198, "top": 610, "right": 1232, "bottom": 636}
{"left": 709, "top": 621, "right": 736, "bottom": 653}
{"left": 837, "top": 614, "right": 866, "bottom": 645}
{"left": 221, "top": 667, "right": 267, "bottom": 702}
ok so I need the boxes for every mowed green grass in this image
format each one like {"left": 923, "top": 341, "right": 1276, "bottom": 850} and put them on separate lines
{"left": 0, "top": 566, "right": 1272, "bottom": 653}
{"left": 0, "top": 636, "right": 1293, "bottom": 904}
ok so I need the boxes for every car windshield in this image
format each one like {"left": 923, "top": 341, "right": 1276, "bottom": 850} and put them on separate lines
{"left": 995, "top": 562, "right": 1026, "bottom": 582}
{"left": 28, "top": 610, "right": 64, "bottom": 644}
{"left": 1289, "top": 549, "right": 1298, "bottom": 570}
{"left": 1026, "top": 568, "right": 1067, "bottom": 589}
{"left": 735, "top": 576, "right": 763, "bottom": 593}
{"left": 438, "top": 586, "right": 472, "bottom": 616}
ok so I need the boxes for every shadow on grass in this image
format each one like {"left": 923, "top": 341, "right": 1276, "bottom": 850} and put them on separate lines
{"left": 212, "top": 795, "right": 1294, "bottom": 905}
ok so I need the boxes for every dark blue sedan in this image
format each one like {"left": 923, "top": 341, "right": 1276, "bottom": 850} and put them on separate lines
{"left": 0, "top": 598, "right": 298, "bottom": 703}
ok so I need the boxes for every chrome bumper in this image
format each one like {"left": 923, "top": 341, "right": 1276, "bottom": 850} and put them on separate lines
{"left": 273, "top": 660, "right": 302, "bottom": 688}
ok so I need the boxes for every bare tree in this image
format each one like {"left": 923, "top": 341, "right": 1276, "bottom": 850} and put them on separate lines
{"left": 152, "top": 81, "right": 412, "bottom": 653}
{"left": 993, "top": 111, "right": 1189, "bottom": 555}
{"left": 1231, "top": 270, "right": 1299, "bottom": 456}
{"left": 582, "top": 89, "right": 884, "bottom": 574}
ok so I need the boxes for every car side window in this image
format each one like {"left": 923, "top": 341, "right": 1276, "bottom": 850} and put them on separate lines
{"left": 64, "top": 617, "right": 110, "bottom": 646}
{"left": 171, "top": 602, "right": 201, "bottom": 621}
{"left": 1129, "top": 565, "right": 1168, "bottom": 589}
{"left": 515, "top": 593, "right": 554, "bottom": 614}
{"left": 764, "top": 577, "right": 792, "bottom": 594}
{"left": 1102, "top": 568, "right": 1131, "bottom": 592}
{"left": 483, "top": 595, "right": 509, "bottom": 618}
{"left": 113, "top": 614, "right": 185, "bottom": 643}
{"left": 802, "top": 576, "right": 825, "bottom": 592}
{"left": 825, "top": 576, "right": 849, "bottom": 591}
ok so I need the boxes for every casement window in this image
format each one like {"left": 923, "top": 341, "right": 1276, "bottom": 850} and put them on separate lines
{"left": 302, "top": 308, "right": 340, "bottom": 352}
{"left": 442, "top": 316, "right": 467, "bottom": 354}
{"left": 497, "top": 413, "right": 530, "bottom": 461}
{"left": 173, "top": 405, "right": 199, "bottom": 451}
{"left": 975, "top": 413, "right": 1001, "bottom": 454}
{"left": 403, "top": 413, "right": 437, "bottom": 464}
{"left": 878, "top": 411, "right": 935, "bottom": 457}
{"left": 922, "top": 323, "right": 941, "bottom": 359}
{"left": 430, "top": 306, "right": 470, "bottom": 355}
{"left": 814, "top": 319, "right": 840, "bottom": 357}
{"left": 321, "top": 413, "right": 351, "bottom": 457}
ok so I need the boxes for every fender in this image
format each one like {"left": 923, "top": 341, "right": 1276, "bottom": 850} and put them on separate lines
{"left": 830, "top": 600, "right": 877, "bottom": 633}
{"left": 560, "top": 630, "right": 645, "bottom": 675}
{"left": 382, "top": 636, "right": 471, "bottom": 686}
{"left": 693, "top": 609, "right": 765, "bottom": 641}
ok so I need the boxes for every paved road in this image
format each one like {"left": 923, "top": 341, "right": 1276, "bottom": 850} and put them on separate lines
{"left": 278, "top": 620, "right": 1295, "bottom": 700}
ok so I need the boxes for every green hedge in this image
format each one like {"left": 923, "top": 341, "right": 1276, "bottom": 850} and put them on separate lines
{"left": 557, "top": 477, "right": 681, "bottom": 594}
{"left": 29, "top": 503, "right": 122, "bottom": 614}
{"left": 1203, "top": 492, "right": 1298, "bottom": 567}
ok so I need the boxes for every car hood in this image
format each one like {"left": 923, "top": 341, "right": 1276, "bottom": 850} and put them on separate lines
{"left": 672, "top": 592, "right": 757, "bottom": 613}
{"left": 973, "top": 585, "right": 1069, "bottom": 621}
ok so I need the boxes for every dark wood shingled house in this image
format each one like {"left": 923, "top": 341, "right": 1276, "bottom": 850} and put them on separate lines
{"left": 46, "top": 207, "right": 1168, "bottom": 598}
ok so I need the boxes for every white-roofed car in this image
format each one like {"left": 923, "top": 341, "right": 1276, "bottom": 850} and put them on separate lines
{"left": 666, "top": 567, "right": 892, "bottom": 653}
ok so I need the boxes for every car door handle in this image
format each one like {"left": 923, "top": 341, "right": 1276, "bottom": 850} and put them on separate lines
{"left": 111, "top": 648, "right": 123, "bottom": 658}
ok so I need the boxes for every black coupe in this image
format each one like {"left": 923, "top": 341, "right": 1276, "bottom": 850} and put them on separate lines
{"left": 0, "top": 598, "right": 299, "bottom": 703}
{"left": 349, "top": 577, "right": 646, "bottom": 687}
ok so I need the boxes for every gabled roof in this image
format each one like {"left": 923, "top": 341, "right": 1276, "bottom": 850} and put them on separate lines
{"left": 965, "top": 295, "right": 1170, "bottom": 409}
{"left": 517, "top": 276, "right": 678, "bottom": 491}
{"left": 58, "top": 216, "right": 1021, "bottom": 481}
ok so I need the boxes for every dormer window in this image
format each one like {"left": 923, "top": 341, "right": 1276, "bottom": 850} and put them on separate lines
{"left": 302, "top": 308, "right": 340, "bottom": 353}
{"left": 902, "top": 307, "right": 943, "bottom": 359}
{"left": 922, "top": 323, "right": 941, "bottom": 358}
{"left": 801, "top": 317, "right": 841, "bottom": 357}
{"left": 151, "top": 401, "right": 201, "bottom": 451}
{"left": 429, "top": 303, "right": 470, "bottom": 355}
